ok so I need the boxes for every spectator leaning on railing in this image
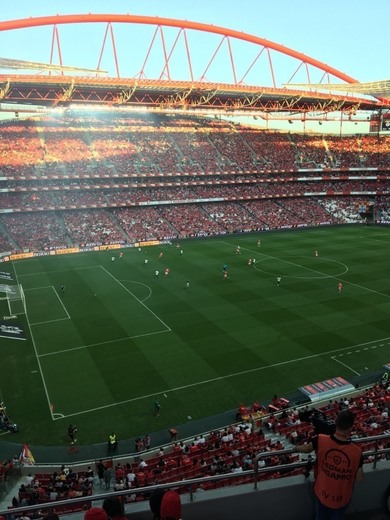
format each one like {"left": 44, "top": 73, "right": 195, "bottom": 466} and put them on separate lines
{"left": 295, "top": 409, "right": 364, "bottom": 520}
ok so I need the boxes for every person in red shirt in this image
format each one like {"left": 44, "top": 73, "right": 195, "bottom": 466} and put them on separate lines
{"left": 338, "top": 282, "right": 343, "bottom": 293}
{"left": 114, "top": 464, "right": 124, "bottom": 480}
{"left": 169, "top": 427, "right": 178, "bottom": 441}
{"left": 252, "top": 400, "right": 261, "bottom": 412}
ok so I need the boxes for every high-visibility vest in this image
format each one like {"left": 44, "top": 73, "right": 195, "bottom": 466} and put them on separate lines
{"left": 314, "top": 434, "right": 361, "bottom": 509}
{"left": 109, "top": 434, "right": 117, "bottom": 444}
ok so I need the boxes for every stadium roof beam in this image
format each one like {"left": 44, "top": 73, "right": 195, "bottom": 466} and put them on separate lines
{"left": 0, "top": 57, "right": 107, "bottom": 74}
{"left": 185, "top": 88, "right": 219, "bottom": 108}
{"left": 226, "top": 92, "right": 264, "bottom": 109}
{"left": 0, "top": 79, "right": 10, "bottom": 99}
{"left": 242, "top": 93, "right": 264, "bottom": 107}
{"left": 0, "top": 75, "right": 382, "bottom": 114}
{"left": 112, "top": 85, "right": 138, "bottom": 105}
{"left": 162, "top": 86, "right": 194, "bottom": 109}
{"left": 286, "top": 80, "right": 390, "bottom": 104}
{"left": 53, "top": 79, "right": 75, "bottom": 105}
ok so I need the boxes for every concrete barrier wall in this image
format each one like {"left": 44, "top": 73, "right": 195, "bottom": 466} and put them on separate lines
{"left": 126, "top": 462, "right": 390, "bottom": 520}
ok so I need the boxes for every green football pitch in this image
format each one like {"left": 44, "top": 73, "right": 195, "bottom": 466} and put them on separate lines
{"left": 1, "top": 225, "right": 390, "bottom": 446}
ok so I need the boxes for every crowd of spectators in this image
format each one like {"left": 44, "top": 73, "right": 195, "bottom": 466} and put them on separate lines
{"left": 375, "top": 196, "right": 390, "bottom": 223}
{"left": 12, "top": 465, "right": 94, "bottom": 508}
{"left": 8, "top": 421, "right": 297, "bottom": 508}
{"left": 0, "top": 196, "right": 383, "bottom": 252}
{"left": 0, "top": 122, "right": 43, "bottom": 177}
{"left": 203, "top": 202, "right": 260, "bottom": 233}
{"left": 266, "top": 378, "right": 390, "bottom": 453}
{"left": 324, "top": 136, "right": 365, "bottom": 168}
{"left": 115, "top": 422, "right": 297, "bottom": 490}
{"left": 2, "top": 180, "right": 389, "bottom": 215}
{"left": 112, "top": 207, "right": 174, "bottom": 243}
{"left": 318, "top": 380, "right": 390, "bottom": 439}
{"left": 1, "top": 212, "right": 69, "bottom": 251}
{"left": 0, "top": 114, "right": 389, "bottom": 252}
{"left": 359, "top": 135, "right": 390, "bottom": 168}
{"left": 62, "top": 210, "right": 125, "bottom": 247}
{"left": 39, "top": 120, "right": 93, "bottom": 165}
{"left": 1, "top": 116, "right": 389, "bottom": 181}
{"left": 0, "top": 232, "right": 15, "bottom": 253}
{"left": 241, "top": 197, "right": 340, "bottom": 230}
{"left": 317, "top": 196, "right": 365, "bottom": 223}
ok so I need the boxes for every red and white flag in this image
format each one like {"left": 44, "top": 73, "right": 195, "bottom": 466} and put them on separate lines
{"left": 19, "top": 443, "right": 35, "bottom": 465}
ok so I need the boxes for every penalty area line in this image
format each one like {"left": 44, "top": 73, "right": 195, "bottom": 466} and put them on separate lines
{"left": 39, "top": 329, "right": 171, "bottom": 358}
{"left": 101, "top": 266, "right": 171, "bottom": 331}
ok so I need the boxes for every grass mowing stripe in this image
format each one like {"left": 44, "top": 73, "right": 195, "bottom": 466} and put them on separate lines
{"left": 51, "top": 335, "right": 389, "bottom": 420}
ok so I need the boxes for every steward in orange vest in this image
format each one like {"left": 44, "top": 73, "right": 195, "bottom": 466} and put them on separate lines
{"left": 296, "top": 409, "right": 363, "bottom": 515}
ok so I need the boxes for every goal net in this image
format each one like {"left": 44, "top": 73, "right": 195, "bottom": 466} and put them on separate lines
{"left": 0, "top": 284, "right": 26, "bottom": 317}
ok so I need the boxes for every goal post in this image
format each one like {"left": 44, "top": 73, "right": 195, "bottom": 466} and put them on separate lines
{"left": 2, "top": 284, "right": 26, "bottom": 316}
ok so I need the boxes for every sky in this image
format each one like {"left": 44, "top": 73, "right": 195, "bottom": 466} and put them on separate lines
{"left": 0, "top": 0, "right": 389, "bottom": 132}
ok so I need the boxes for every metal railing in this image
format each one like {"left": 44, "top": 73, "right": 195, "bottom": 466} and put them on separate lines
{"left": 253, "top": 431, "right": 390, "bottom": 488}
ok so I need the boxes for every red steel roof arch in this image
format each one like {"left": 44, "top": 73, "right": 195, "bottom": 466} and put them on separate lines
{"left": 0, "top": 13, "right": 359, "bottom": 85}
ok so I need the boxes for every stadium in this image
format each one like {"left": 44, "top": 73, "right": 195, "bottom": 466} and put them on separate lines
{"left": 0, "top": 5, "right": 389, "bottom": 520}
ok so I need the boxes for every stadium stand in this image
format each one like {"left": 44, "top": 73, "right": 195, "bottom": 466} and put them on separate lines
{"left": 0, "top": 113, "right": 390, "bottom": 252}
{"left": 0, "top": 379, "right": 388, "bottom": 519}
